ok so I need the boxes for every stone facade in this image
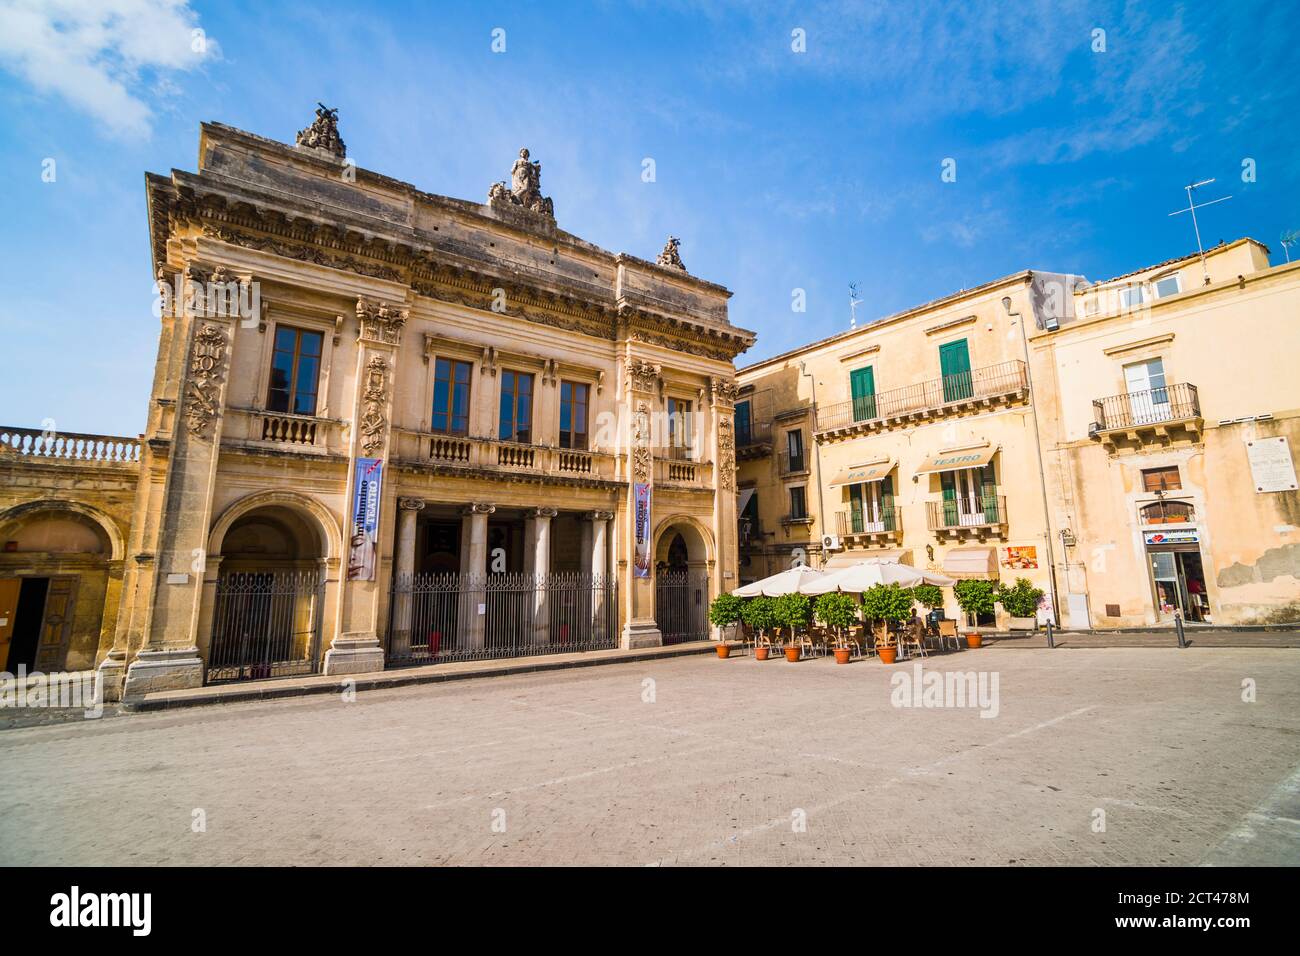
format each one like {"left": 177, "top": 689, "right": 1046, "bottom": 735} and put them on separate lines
{"left": 0, "top": 114, "right": 754, "bottom": 698}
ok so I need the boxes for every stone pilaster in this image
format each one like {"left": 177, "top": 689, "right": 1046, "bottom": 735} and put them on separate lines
{"left": 710, "top": 375, "right": 740, "bottom": 630}
{"left": 621, "top": 357, "right": 663, "bottom": 649}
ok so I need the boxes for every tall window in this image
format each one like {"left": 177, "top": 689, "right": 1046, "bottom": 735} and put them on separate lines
{"left": 498, "top": 370, "right": 534, "bottom": 443}
{"left": 668, "top": 397, "right": 693, "bottom": 457}
{"left": 735, "top": 400, "right": 752, "bottom": 446}
{"left": 785, "top": 429, "right": 805, "bottom": 472}
{"left": 432, "top": 358, "right": 472, "bottom": 435}
{"left": 559, "top": 380, "right": 589, "bottom": 449}
{"left": 267, "top": 326, "right": 323, "bottom": 415}
{"left": 939, "top": 339, "right": 972, "bottom": 403}
{"left": 788, "top": 485, "right": 808, "bottom": 520}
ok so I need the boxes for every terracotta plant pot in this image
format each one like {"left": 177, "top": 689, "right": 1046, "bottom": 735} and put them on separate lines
{"left": 784, "top": 646, "right": 801, "bottom": 663}
{"left": 716, "top": 644, "right": 731, "bottom": 659}
{"left": 878, "top": 646, "right": 898, "bottom": 664}
{"left": 966, "top": 633, "right": 983, "bottom": 648}
{"left": 755, "top": 647, "right": 770, "bottom": 661}
{"left": 834, "top": 647, "right": 852, "bottom": 665}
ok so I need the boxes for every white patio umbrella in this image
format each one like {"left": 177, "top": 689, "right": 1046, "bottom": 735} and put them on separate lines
{"left": 800, "top": 559, "right": 925, "bottom": 595}
{"left": 732, "top": 564, "right": 826, "bottom": 597}
{"left": 916, "top": 568, "right": 957, "bottom": 587}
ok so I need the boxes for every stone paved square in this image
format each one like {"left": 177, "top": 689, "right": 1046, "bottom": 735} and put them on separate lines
{"left": 1, "top": 646, "right": 1297, "bottom": 866}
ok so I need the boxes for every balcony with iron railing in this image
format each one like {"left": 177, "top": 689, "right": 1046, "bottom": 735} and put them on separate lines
{"left": 736, "top": 420, "right": 774, "bottom": 459}
{"left": 779, "top": 450, "right": 809, "bottom": 476}
{"left": 0, "top": 425, "right": 141, "bottom": 468}
{"left": 814, "top": 360, "right": 1029, "bottom": 439}
{"left": 835, "top": 506, "right": 902, "bottom": 541}
{"left": 1090, "top": 383, "right": 1202, "bottom": 448}
{"left": 926, "top": 495, "right": 1008, "bottom": 538}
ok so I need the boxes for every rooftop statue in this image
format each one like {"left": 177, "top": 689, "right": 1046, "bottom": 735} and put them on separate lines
{"left": 295, "top": 103, "right": 346, "bottom": 159}
{"left": 656, "top": 235, "right": 687, "bottom": 272}
{"left": 489, "top": 147, "right": 554, "bottom": 218}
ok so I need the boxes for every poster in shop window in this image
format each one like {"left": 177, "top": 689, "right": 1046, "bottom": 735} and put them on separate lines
{"left": 633, "top": 482, "right": 652, "bottom": 579}
{"left": 347, "top": 457, "right": 384, "bottom": 581}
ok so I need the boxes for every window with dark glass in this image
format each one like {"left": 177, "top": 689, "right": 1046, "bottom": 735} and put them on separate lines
{"left": 789, "top": 485, "right": 808, "bottom": 520}
{"left": 498, "top": 370, "right": 534, "bottom": 443}
{"left": 735, "top": 400, "right": 753, "bottom": 446}
{"left": 559, "top": 380, "right": 589, "bottom": 449}
{"left": 786, "top": 429, "right": 805, "bottom": 472}
{"left": 267, "top": 326, "right": 323, "bottom": 415}
{"left": 432, "top": 358, "right": 472, "bottom": 435}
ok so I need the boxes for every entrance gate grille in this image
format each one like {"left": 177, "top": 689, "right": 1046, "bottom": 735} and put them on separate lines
{"left": 655, "top": 569, "right": 710, "bottom": 644}
{"left": 207, "top": 570, "right": 323, "bottom": 683}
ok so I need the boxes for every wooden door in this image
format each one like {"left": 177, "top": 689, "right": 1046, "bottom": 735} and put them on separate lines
{"left": 34, "top": 577, "right": 76, "bottom": 672}
{"left": 0, "top": 579, "right": 19, "bottom": 671}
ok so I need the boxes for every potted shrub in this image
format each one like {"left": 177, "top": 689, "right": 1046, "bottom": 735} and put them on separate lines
{"left": 998, "top": 577, "right": 1045, "bottom": 632}
{"left": 772, "top": 593, "right": 812, "bottom": 662}
{"left": 911, "top": 583, "right": 944, "bottom": 616}
{"left": 740, "top": 596, "right": 777, "bottom": 660}
{"left": 708, "top": 593, "right": 745, "bottom": 657}
{"left": 814, "top": 592, "right": 860, "bottom": 664}
{"left": 861, "top": 583, "right": 913, "bottom": 663}
{"left": 953, "top": 579, "right": 998, "bottom": 647}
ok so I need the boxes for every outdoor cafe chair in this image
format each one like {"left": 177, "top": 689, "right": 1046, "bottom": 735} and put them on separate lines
{"left": 938, "top": 619, "right": 960, "bottom": 652}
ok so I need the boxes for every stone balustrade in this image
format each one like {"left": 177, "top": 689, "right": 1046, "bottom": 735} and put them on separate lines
{"left": 0, "top": 425, "right": 141, "bottom": 464}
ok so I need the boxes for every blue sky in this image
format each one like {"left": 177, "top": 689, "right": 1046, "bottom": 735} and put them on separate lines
{"left": 1, "top": 0, "right": 1297, "bottom": 436}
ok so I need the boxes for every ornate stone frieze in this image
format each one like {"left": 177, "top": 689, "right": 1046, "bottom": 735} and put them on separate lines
{"left": 631, "top": 401, "right": 652, "bottom": 484}
{"left": 625, "top": 359, "right": 662, "bottom": 394}
{"left": 656, "top": 236, "right": 686, "bottom": 272}
{"left": 203, "top": 225, "right": 402, "bottom": 282}
{"left": 716, "top": 416, "right": 736, "bottom": 493}
{"left": 295, "top": 103, "right": 346, "bottom": 158}
{"left": 711, "top": 375, "right": 740, "bottom": 408}
{"left": 356, "top": 297, "right": 408, "bottom": 346}
{"left": 487, "top": 148, "right": 555, "bottom": 219}
{"left": 184, "top": 325, "right": 227, "bottom": 438}
{"left": 359, "top": 355, "right": 390, "bottom": 455}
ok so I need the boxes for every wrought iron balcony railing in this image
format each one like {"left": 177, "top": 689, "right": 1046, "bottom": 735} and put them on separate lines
{"left": 815, "top": 360, "right": 1028, "bottom": 434}
{"left": 1091, "top": 383, "right": 1200, "bottom": 433}
{"left": 835, "top": 507, "right": 900, "bottom": 536}
{"left": 779, "top": 451, "right": 808, "bottom": 475}
{"left": 926, "top": 495, "right": 1007, "bottom": 531}
{"left": 736, "top": 420, "right": 773, "bottom": 449}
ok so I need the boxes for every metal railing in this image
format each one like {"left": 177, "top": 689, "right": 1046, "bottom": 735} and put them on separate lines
{"left": 815, "top": 360, "right": 1028, "bottom": 432}
{"left": 779, "top": 451, "right": 808, "bottom": 475}
{"left": 655, "top": 570, "right": 710, "bottom": 644}
{"left": 736, "top": 420, "right": 773, "bottom": 449}
{"left": 386, "top": 572, "right": 618, "bottom": 666}
{"left": 836, "top": 506, "right": 900, "bottom": 536}
{"left": 1092, "top": 383, "right": 1200, "bottom": 431}
{"left": 207, "top": 570, "right": 323, "bottom": 683}
{"left": 926, "top": 495, "right": 1007, "bottom": 530}
{"left": 0, "top": 425, "right": 140, "bottom": 463}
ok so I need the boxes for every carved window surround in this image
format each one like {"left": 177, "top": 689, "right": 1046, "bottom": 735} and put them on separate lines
{"left": 924, "top": 314, "right": 978, "bottom": 336}
{"left": 254, "top": 311, "right": 338, "bottom": 419}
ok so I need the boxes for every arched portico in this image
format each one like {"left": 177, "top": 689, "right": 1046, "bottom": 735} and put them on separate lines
{"left": 652, "top": 515, "right": 715, "bottom": 644}
{"left": 0, "top": 499, "right": 127, "bottom": 672}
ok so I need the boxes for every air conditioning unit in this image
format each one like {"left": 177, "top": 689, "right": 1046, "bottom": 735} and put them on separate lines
{"left": 821, "top": 534, "right": 843, "bottom": 552}
{"left": 1087, "top": 422, "right": 1101, "bottom": 438}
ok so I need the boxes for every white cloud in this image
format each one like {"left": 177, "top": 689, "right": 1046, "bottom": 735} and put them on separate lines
{"left": 0, "top": 0, "right": 217, "bottom": 138}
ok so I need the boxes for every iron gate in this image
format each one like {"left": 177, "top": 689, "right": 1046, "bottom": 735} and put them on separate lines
{"left": 386, "top": 572, "right": 618, "bottom": 666}
{"left": 206, "top": 570, "right": 323, "bottom": 683}
{"left": 655, "top": 569, "right": 710, "bottom": 644}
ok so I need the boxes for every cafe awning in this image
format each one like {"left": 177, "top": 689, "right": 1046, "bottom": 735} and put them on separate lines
{"left": 942, "top": 546, "right": 999, "bottom": 579}
{"left": 914, "top": 445, "right": 998, "bottom": 476}
{"left": 823, "top": 548, "right": 911, "bottom": 569}
{"left": 828, "top": 459, "right": 894, "bottom": 487}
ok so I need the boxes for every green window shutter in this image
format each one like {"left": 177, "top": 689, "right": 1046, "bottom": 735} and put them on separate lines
{"left": 850, "top": 367, "right": 876, "bottom": 421}
{"left": 939, "top": 340, "right": 972, "bottom": 402}
{"left": 981, "top": 464, "right": 998, "bottom": 522}
{"left": 881, "top": 476, "right": 895, "bottom": 531}
{"left": 848, "top": 483, "right": 864, "bottom": 533}
{"left": 940, "top": 469, "right": 958, "bottom": 526}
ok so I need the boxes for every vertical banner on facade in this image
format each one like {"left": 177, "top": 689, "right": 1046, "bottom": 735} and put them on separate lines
{"left": 633, "top": 481, "right": 652, "bottom": 579}
{"left": 347, "top": 457, "right": 384, "bottom": 581}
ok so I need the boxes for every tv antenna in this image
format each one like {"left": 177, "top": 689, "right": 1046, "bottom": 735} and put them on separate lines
{"left": 1281, "top": 229, "right": 1300, "bottom": 263}
{"left": 848, "top": 282, "right": 863, "bottom": 329}
{"left": 1168, "top": 179, "right": 1231, "bottom": 285}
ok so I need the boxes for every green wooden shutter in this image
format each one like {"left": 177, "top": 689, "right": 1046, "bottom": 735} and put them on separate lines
{"left": 940, "top": 340, "right": 972, "bottom": 402}
{"left": 881, "top": 476, "right": 895, "bottom": 531}
{"left": 941, "top": 470, "right": 958, "bottom": 526}
{"left": 981, "top": 464, "right": 999, "bottom": 523}
{"left": 848, "top": 483, "right": 864, "bottom": 533}
{"left": 850, "top": 366, "right": 876, "bottom": 421}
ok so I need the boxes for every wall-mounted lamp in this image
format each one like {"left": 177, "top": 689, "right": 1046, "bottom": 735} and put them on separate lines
{"left": 925, "top": 544, "right": 935, "bottom": 562}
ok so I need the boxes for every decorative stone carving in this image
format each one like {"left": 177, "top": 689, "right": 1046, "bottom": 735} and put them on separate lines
{"left": 530, "top": 506, "right": 559, "bottom": 518}
{"left": 587, "top": 510, "right": 615, "bottom": 521}
{"left": 296, "top": 103, "right": 346, "bottom": 158}
{"left": 398, "top": 497, "right": 426, "bottom": 511}
{"left": 631, "top": 401, "right": 652, "bottom": 484}
{"left": 487, "top": 148, "right": 554, "bottom": 218}
{"left": 359, "top": 355, "right": 390, "bottom": 455}
{"left": 711, "top": 375, "right": 740, "bottom": 408}
{"left": 625, "top": 358, "right": 662, "bottom": 394}
{"left": 717, "top": 416, "right": 736, "bottom": 493}
{"left": 203, "top": 225, "right": 401, "bottom": 282}
{"left": 656, "top": 235, "right": 686, "bottom": 272}
{"left": 184, "top": 325, "right": 227, "bottom": 437}
{"left": 462, "top": 502, "right": 497, "bottom": 515}
{"left": 356, "top": 297, "right": 407, "bottom": 345}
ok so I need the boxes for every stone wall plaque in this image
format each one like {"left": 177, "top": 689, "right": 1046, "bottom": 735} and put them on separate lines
{"left": 1246, "top": 437, "right": 1298, "bottom": 493}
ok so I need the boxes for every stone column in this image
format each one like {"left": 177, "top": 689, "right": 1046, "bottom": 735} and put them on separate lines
{"left": 123, "top": 271, "right": 241, "bottom": 699}
{"left": 709, "top": 376, "right": 740, "bottom": 639}
{"left": 621, "top": 358, "right": 663, "bottom": 648}
{"left": 524, "top": 506, "right": 556, "bottom": 644}
{"left": 588, "top": 510, "right": 614, "bottom": 641}
{"left": 460, "top": 503, "right": 493, "bottom": 650}
{"left": 390, "top": 497, "right": 424, "bottom": 658}
{"left": 325, "top": 297, "right": 407, "bottom": 677}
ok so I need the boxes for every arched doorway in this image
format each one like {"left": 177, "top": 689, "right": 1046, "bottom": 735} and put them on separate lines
{"left": 207, "top": 504, "right": 325, "bottom": 683}
{"left": 0, "top": 502, "right": 121, "bottom": 673}
{"left": 653, "top": 519, "right": 712, "bottom": 644}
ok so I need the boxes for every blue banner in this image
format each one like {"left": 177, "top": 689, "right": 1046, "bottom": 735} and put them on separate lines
{"left": 633, "top": 481, "right": 652, "bottom": 579}
{"left": 347, "top": 457, "right": 384, "bottom": 581}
